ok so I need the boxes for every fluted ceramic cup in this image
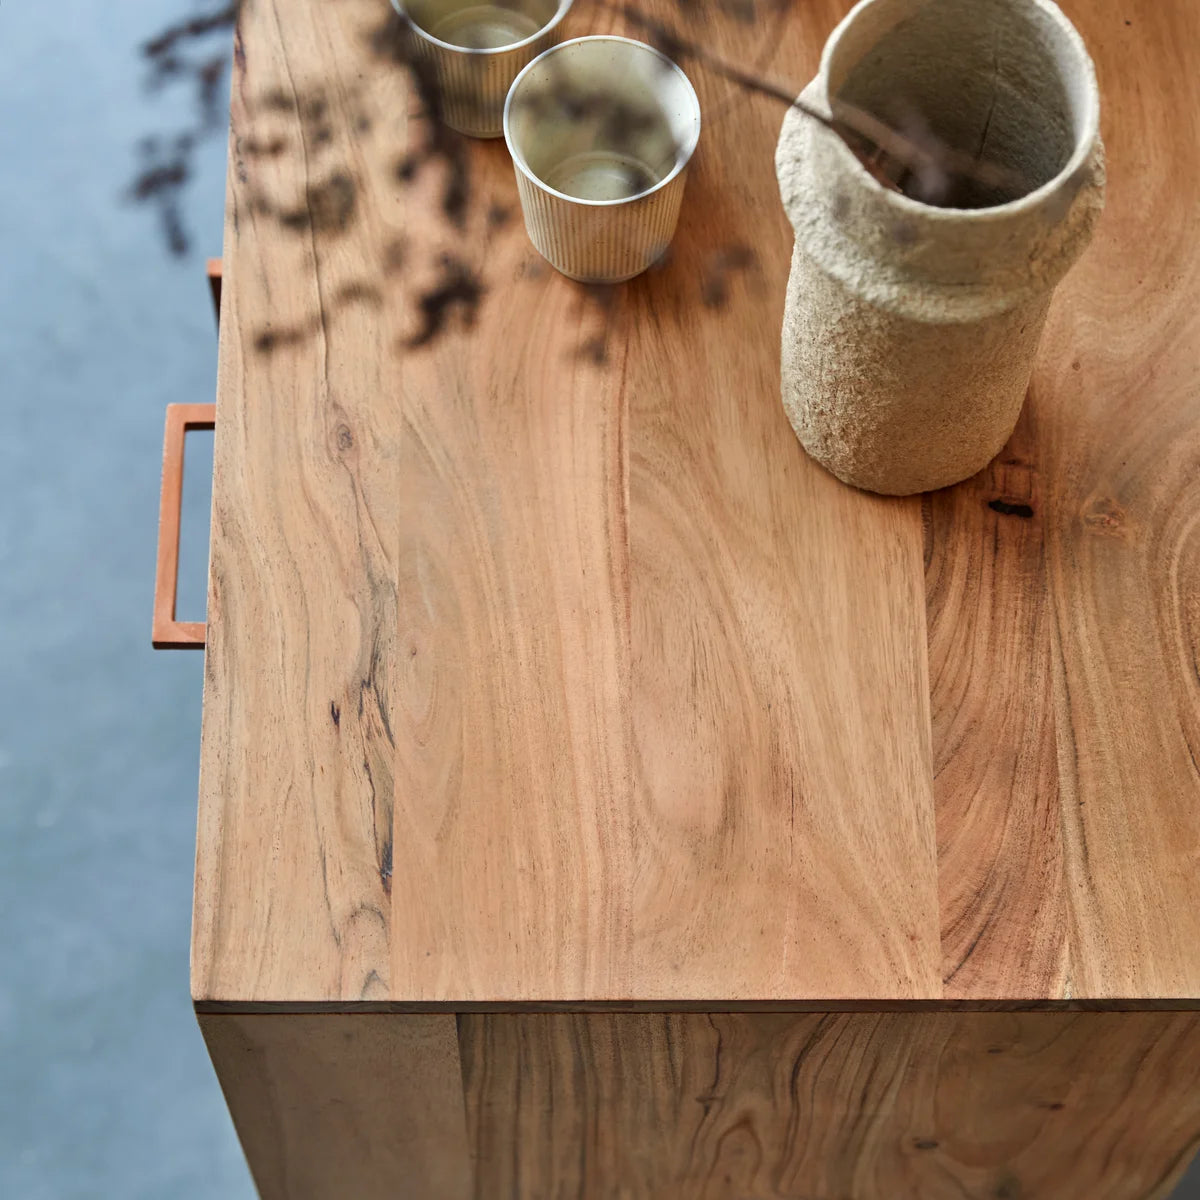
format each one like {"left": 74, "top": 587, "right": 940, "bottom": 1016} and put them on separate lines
{"left": 503, "top": 36, "right": 701, "bottom": 283}
{"left": 391, "top": 0, "right": 573, "bottom": 138}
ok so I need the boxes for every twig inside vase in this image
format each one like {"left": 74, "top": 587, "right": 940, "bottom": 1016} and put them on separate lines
{"left": 618, "top": 4, "right": 1032, "bottom": 208}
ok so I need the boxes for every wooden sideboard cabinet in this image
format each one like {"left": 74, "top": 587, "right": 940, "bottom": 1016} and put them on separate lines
{"left": 188, "top": 0, "right": 1200, "bottom": 1196}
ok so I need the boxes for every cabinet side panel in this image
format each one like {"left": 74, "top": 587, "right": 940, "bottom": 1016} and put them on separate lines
{"left": 200, "top": 1014, "right": 471, "bottom": 1200}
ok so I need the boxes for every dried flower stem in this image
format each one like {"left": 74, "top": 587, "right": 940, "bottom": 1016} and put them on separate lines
{"left": 620, "top": 4, "right": 1030, "bottom": 205}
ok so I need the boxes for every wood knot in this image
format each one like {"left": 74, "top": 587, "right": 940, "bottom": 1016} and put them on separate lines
{"left": 335, "top": 424, "right": 354, "bottom": 451}
{"left": 994, "top": 1173, "right": 1022, "bottom": 1200}
{"left": 1082, "top": 496, "right": 1127, "bottom": 538}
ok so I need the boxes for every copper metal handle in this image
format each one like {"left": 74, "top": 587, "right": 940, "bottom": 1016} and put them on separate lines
{"left": 153, "top": 403, "right": 216, "bottom": 650}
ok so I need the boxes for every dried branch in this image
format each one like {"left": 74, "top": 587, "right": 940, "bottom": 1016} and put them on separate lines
{"left": 620, "top": 5, "right": 1029, "bottom": 206}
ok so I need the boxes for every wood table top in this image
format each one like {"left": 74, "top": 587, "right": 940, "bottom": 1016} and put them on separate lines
{"left": 192, "top": 0, "right": 1200, "bottom": 1008}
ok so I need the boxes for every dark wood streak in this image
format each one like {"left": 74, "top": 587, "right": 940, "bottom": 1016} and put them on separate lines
{"left": 458, "top": 1011, "right": 1200, "bottom": 1198}
{"left": 989, "top": 498, "right": 1036, "bottom": 519}
{"left": 928, "top": 403, "right": 1066, "bottom": 999}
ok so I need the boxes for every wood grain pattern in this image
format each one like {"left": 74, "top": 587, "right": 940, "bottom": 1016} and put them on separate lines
{"left": 461, "top": 1011, "right": 1200, "bottom": 1199}
{"left": 194, "top": 0, "right": 1200, "bottom": 1010}
{"left": 621, "top": 10, "right": 938, "bottom": 1001}
{"left": 200, "top": 1013, "right": 470, "bottom": 1199}
{"left": 926, "top": 0, "right": 1200, "bottom": 999}
{"left": 193, "top": 0, "right": 411, "bottom": 1002}
{"left": 388, "top": 1, "right": 940, "bottom": 1004}
{"left": 926, "top": 400, "right": 1067, "bottom": 998}
{"left": 1041, "top": 0, "right": 1200, "bottom": 1000}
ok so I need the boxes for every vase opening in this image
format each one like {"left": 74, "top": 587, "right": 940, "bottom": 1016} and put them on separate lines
{"left": 825, "top": 0, "right": 1098, "bottom": 210}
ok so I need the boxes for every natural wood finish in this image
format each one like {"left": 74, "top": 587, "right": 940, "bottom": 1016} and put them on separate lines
{"left": 461, "top": 1011, "right": 1200, "bottom": 1199}
{"left": 200, "top": 1014, "right": 470, "bottom": 1200}
{"left": 1036, "top": 0, "right": 1200, "bottom": 999}
{"left": 926, "top": 402, "right": 1066, "bottom": 998}
{"left": 925, "top": 0, "right": 1200, "bottom": 999}
{"left": 198, "top": 0, "right": 944, "bottom": 1008}
{"left": 193, "top": 0, "right": 410, "bottom": 1002}
{"left": 153, "top": 402, "right": 215, "bottom": 650}
{"left": 194, "top": 0, "right": 1200, "bottom": 1005}
{"left": 390, "top": 1, "right": 938, "bottom": 1004}
{"left": 194, "top": 0, "right": 1200, "bottom": 1192}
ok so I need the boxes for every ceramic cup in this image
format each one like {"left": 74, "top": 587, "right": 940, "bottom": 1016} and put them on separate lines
{"left": 391, "top": 0, "right": 573, "bottom": 138}
{"left": 503, "top": 36, "right": 701, "bottom": 283}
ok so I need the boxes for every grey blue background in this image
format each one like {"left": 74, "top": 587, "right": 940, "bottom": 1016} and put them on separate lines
{"left": 0, "top": 2, "right": 1196, "bottom": 1198}
{"left": 1, "top": 0, "right": 252, "bottom": 1195}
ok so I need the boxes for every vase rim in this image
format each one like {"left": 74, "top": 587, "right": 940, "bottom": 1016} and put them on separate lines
{"left": 816, "top": 0, "right": 1102, "bottom": 221}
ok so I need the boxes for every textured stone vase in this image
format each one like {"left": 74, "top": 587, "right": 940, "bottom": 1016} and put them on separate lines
{"left": 776, "top": 0, "right": 1106, "bottom": 495}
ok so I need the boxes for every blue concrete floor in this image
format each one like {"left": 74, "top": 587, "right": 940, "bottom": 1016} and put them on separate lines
{"left": 0, "top": 1, "right": 253, "bottom": 1196}
{"left": 0, "top": 3, "right": 1196, "bottom": 1199}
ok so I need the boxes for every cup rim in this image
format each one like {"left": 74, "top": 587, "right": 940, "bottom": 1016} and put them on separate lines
{"left": 503, "top": 34, "right": 702, "bottom": 208}
{"left": 390, "top": 0, "right": 574, "bottom": 57}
